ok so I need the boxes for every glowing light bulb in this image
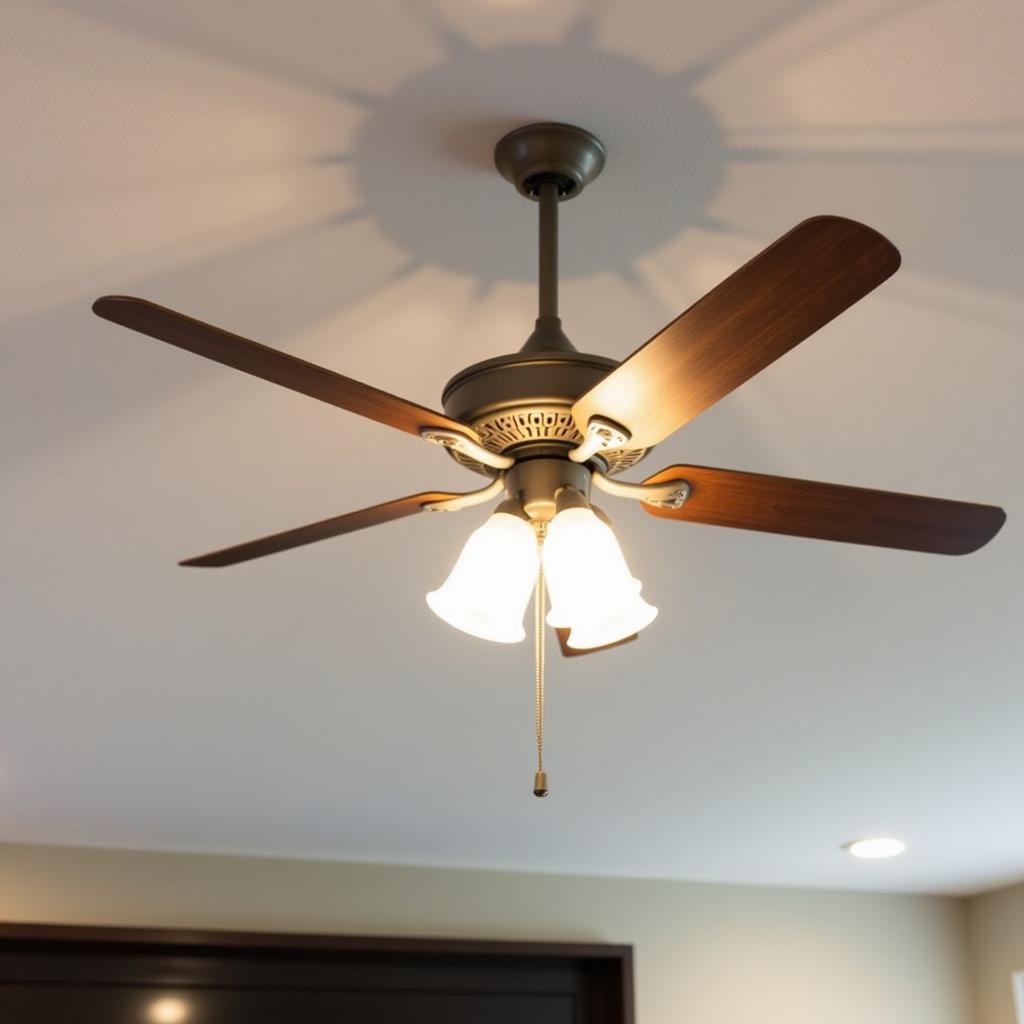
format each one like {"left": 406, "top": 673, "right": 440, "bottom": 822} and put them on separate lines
{"left": 427, "top": 508, "right": 538, "bottom": 643}
{"left": 148, "top": 997, "right": 189, "bottom": 1023}
{"left": 543, "top": 502, "right": 657, "bottom": 649}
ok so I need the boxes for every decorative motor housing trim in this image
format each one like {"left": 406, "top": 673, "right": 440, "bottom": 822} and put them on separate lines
{"left": 442, "top": 404, "right": 648, "bottom": 477}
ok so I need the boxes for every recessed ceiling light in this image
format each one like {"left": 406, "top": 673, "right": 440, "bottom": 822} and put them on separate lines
{"left": 844, "top": 837, "right": 906, "bottom": 859}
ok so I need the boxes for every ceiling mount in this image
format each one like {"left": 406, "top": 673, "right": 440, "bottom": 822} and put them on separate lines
{"left": 494, "top": 122, "right": 606, "bottom": 200}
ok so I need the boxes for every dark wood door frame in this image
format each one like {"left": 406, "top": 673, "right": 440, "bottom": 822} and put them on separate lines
{"left": 0, "top": 922, "right": 634, "bottom": 1024}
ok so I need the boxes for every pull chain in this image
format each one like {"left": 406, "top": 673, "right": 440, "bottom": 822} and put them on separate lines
{"left": 533, "top": 522, "right": 549, "bottom": 798}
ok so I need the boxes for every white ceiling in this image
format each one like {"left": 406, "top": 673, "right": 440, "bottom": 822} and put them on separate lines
{"left": 2, "top": 0, "right": 1022, "bottom": 896}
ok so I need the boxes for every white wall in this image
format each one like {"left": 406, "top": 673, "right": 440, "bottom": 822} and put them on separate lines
{"left": 967, "top": 882, "right": 1024, "bottom": 1024}
{"left": 0, "top": 842, "right": 970, "bottom": 1024}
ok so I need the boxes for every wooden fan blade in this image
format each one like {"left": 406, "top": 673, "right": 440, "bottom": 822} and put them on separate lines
{"left": 573, "top": 216, "right": 900, "bottom": 449}
{"left": 93, "top": 296, "right": 478, "bottom": 441}
{"left": 642, "top": 465, "right": 1005, "bottom": 555}
{"left": 554, "top": 627, "right": 638, "bottom": 657}
{"left": 181, "top": 491, "right": 461, "bottom": 567}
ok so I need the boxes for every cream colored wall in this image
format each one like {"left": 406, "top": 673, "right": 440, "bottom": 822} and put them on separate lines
{"left": 0, "top": 842, "right": 970, "bottom": 1024}
{"left": 967, "top": 882, "right": 1024, "bottom": 1024}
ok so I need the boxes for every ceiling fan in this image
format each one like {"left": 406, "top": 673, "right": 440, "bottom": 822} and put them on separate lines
{"left": 93, "top": 123, "right": 1005, "bottom": 792}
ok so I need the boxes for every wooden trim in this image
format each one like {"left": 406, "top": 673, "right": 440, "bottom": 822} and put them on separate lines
{"left": 0, "top": 921, "right": 629, "bottom": 959}
{"left": 0, "top": 921, "right": 634, "bottom": 1024}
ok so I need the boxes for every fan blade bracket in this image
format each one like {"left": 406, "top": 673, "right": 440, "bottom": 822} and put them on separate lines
{"left": 567, "top": 417, "right": 632, "bottom": 464}
{"left": 420, "top": 428, "right": 513, "bottom": 470}
{"left": 421, "top": 475, "right": 506, "bottom": 513}
{"left": 591, "top": 470, "right": 691, "bottom": 510}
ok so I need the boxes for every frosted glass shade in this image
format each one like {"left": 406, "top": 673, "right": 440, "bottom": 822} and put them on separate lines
{"left": 427, "top": 512, "right": 539, "bottom": 643}
{"left": 560, "top": 589, "right": 658, "bottom": 650}
{"left": 543, "top": 506, "right": 657, "bottom": 649}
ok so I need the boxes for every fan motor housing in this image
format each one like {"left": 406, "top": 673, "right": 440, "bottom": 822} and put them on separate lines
{"left": 441, "top": 351, "right": 649, "bottom": 476}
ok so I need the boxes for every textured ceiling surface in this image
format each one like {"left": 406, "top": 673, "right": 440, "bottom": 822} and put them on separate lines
{"left": 2, "top": 0, "right": 1022, "bottom": 894}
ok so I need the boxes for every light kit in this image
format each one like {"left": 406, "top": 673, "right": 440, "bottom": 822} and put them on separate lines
{"left": 92, "top": 122, "right": 1006, "bottom": 795}
{"left": 427, "top": 468, "right": 659, "bottom": 651}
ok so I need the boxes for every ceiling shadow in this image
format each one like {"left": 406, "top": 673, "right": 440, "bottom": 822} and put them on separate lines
{"left": 0, "top": 215, "right": 423, "bottom": 480}
{"left": 12, "top": 0, "right": 1021, "bottom": 482}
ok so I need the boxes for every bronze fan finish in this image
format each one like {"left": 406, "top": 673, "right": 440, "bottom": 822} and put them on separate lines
{"left": 181, "top": 492, "right": 461, "bottom": 567}
{"left": 572, "top": 217, "right": 900, "bottom": 448}
{"left": 93, "top": 297, "right": 478, "bottom": 441}
{"left": 642, "top": 465, "right": 1005, "bottom": 555}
